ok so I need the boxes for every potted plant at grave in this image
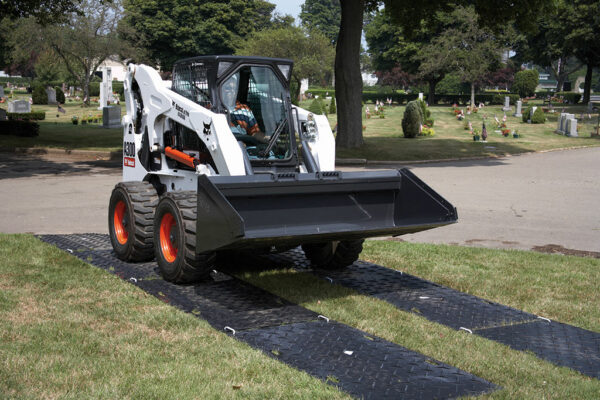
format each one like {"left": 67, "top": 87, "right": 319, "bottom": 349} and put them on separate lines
{"left": 71, "top": 115, "right": 78, "bottom": 125}
{"left": 472, "top": 127, "right": 481, "bottom": 141}
{"left": 501, "top": 127, "right": 510, "bottom": 137}
{"left": 81, "top": 116, "right": 87, "bottom": 125}
{"left": 513, "top": 130, "right": 520, "bottom": 138}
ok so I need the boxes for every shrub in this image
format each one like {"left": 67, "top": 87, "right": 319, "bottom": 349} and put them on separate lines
{"left": 522, "top": 106, "right": 531, "bottom": 123}
{"left": 89, "top": 82, "right": 100, "bottom": 97}
{"left": 55, "top": 87, "right": 65, "bottom": 103}
{"left": 402, "top": 100, "right": 422, "bottom": 138}
{"left": 32, "top": 86, "right": 47, "bottom": 105}
{"left": 308, "top": 98, "right": 326, "bottom": 115}
{"left": 512, "top": 70, "right": 539, "bottom": 98}
{"left": 555, "top": 91, "right": 581, "bottom": 104}
{"left": 531, "top": 107, "right": 546, "bottom": 124}
{"left": 329, "top": 97, "right": 336, "bottom": 114}
{"left": 7, "top": 111, "right": 46, "bottom": 121}
{"left": 420, "top": 126, "right": 435, "bottom": 136}
{"left": 417, "top": 99, "right": 434, "bottom": 127}
{"left": 0, "top": 120, "right": 40, "bottom": 137}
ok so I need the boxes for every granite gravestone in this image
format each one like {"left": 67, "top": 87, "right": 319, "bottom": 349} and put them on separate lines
{"left": 98, "top": 67, "right": 114, "bottom": 110}
{"left": 502, "top": 96, "right": 511, "bottom": 111}
{"left": 566, "top": 118, "right": 578, "bottom": 137}
{"left": 102, "top": 106, "right": 121, "bottom": 128}
{"left": 0, "top": 109, "right": 6, "bottom": 121}
{"left": 7, "top": 100, "right": 31, "bottom": 113}
{"left": 46, "top": 87, "right": 57, "bottom": 105}
{"left": 513, "top": 100, "right": 522, "bottom": 117}
{"left": 69, "top": 86, "right": 75, "bottom": 97}
{"left": 528, "top": 106, "right": 537, "bottom": 123}
{"left": 418, "top": 92, "right": 424, "bottom": 101}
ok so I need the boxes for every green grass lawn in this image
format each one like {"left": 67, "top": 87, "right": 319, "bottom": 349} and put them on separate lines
{"left": 299, "top": 99, "right": 600, "bottom": 161}
{"left": 1, "top": 97, "right": 599, "bottom": 159}
{"left": 0, "top": 101, "right": 124, "bottom": 152}
{"left": 1, "top": 234, "right": 598, "bottom": 398}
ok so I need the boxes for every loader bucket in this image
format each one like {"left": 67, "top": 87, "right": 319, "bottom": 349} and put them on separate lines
{"left": 195, "top": 168, "right": 457, "bottom": 253}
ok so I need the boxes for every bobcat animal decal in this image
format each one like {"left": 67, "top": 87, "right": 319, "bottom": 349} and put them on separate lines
{"left": 203, "top": 121, "right": 212, "bottom": 135}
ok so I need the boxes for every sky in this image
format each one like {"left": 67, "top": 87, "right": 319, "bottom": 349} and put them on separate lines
{"left": 271, "top": 0, "right": 304, "bottom": 23}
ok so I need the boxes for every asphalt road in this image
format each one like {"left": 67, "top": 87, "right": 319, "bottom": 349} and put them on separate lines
{"left": 1, "top": 147, "right": 598, "bottom": 254}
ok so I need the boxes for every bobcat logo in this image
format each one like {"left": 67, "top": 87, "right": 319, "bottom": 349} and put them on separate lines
{"left": 203, "top": 121, "right": 212, "bottom": 135}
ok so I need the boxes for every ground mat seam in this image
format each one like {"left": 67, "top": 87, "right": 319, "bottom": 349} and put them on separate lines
{"left": 38, "top": 234, "right": 498, "bottom": 400}
{"left": 260, "top": 248, "right": 600, "bottom": 380}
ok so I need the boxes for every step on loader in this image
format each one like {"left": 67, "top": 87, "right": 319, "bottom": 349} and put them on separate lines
{"left": 108, "top": 56, "right": 457, "bottom": 283}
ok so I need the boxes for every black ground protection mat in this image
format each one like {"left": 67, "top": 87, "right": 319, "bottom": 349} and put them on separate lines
{"left": 39, "top": 234, "right": 497, "bottom": 399}
{"left": 259, "top": 248, "right": 600, "bottom": 380}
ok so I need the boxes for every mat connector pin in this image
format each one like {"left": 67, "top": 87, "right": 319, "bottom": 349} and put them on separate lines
{"left": 459, "top": 327, "right": 473, "bottom": 334}
{"left": 129, "top": 277, "right": 138, "bottom": 283}
{"left": 66, "top": 248, "right": 73, "bottom": 253}
{"left": 224, "top": 326, "right": 236, "bottom": 335}
{"left": 537, "top": 316, "right": 551, "bottom": 323}
{"left": 318, "top": 315, "right": 330, "bottom": 323}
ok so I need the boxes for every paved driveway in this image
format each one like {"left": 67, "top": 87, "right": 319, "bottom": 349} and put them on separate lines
{"left": 1, "top": 147, "right": 598, "bottom": 253}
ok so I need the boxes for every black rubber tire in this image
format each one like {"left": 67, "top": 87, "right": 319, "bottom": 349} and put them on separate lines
{"left": 301, "top": 239, "right": 364, "bottom": 270}
{"left": 108, "top": 181, "right": 158, "bottom": 262}
{"left": 153, "top": 191, "right": 215, "bottom": 283}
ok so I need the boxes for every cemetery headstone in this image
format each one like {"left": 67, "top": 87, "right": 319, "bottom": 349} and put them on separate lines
{"left": 103, "top": 106, "right": 121, "bottom": 128}
{"left": 0, "top": 109, "right": 6, "bottom": 121}
{"left": 98, "top": 67, "right": 114, "bottom": 110}
{"left": 7, "top": 100, "right": 31, "bottom": 113}
{"left": 566, "top": 118, "right": 578, "bottom": 137}
{"left": 46, "top": 87, "right": 57, "bottom": 105}
{"left": 69, "top": 86, "right": 75, "bottom": 97}
{"left": 418, "top": 92, "right": 423, "bottom": 101}
{"left": 557, "top": 113, "right": 566, "bottom": 133}
{"left": 502, "top": 96, "right": 511, "bottom": 111}
{"left": 513, "top": 100, "right": 522, "bottom": 117}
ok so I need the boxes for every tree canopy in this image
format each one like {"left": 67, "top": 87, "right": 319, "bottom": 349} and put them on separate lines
{"left": 235, "top": 26, "right": 335, "bottom": 102}
{"left": 299, "top": 0, "right": 341, "bottom": 45}
{"left": 0, "top": 0, "right": 79, "bottom": 24}
{"left": 121, "top": 0, "right": 276, "bottom": 70}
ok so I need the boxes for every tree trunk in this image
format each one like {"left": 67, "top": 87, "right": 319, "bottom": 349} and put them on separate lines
{"left": 470, "top": 82, "right": 475, "bottom": 107}
{"left": 583, "top": 63, "right": 593, "bottom": 104}
{"left": 334, "top": 0, "right": 365, "bottom": 149}
{"left": 83, "top": 74, "right": 91, "bottom": 106}
{"left": 556, "top": 73, "right": 567, "bottom": 92}
{"left": 427, "top": 78, "right": 440, "bottom": 105}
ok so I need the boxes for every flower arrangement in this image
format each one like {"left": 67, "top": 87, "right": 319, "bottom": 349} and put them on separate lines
{"left": 472, "top": 127, "right": 481, "bottom": 141}
{"left": 501, "top": 128, "right": 510, "bottom": 137}
{"left": 71, "top": 116, "right": 78, "bottom": 125}
{"left": 420, "top": 124, "right": 435, "bottom": 136}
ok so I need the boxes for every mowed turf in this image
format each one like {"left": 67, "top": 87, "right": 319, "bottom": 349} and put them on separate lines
{"left": 298, "top": 100, "right": 600, "bottom": 161}
{"left": 1, "top": 234, "right": 599, "bottom": 398}
{"left": 2, "top": 99, "right": 599, "bottom": 160}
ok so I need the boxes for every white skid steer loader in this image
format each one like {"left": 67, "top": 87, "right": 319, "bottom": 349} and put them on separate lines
{"left": 108, "top": 56, "right": 457, "bottom": 283}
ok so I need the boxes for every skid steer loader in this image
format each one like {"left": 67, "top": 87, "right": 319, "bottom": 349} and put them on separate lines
{"left": 108, "top": 55, "right": 457, "bottom": 283}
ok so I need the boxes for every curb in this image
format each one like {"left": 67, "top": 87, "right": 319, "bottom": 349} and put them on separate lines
{"left": 336, "top": 145, "right": 598, "bottom": 167}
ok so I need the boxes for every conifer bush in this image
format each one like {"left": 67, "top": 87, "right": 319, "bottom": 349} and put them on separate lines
{"left": 402, "top": 100, "right": 422, "bottom": 138}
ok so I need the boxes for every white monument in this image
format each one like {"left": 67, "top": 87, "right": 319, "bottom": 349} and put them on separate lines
{"left": 418, "top": 92, "right": 424, "bottom": 101}
{"left": 502, "top": 96, "right": 511, "bottom": 111}
{"left": 513, "top": 100, "right": 522, "bottom": 117}
{"left": 98, "top": 67, "right": 114, "bottom": 110}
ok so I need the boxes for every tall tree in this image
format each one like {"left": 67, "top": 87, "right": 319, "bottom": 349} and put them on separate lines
{"left": 417, "top": 6, "right": 501, "bottom": 106}
{"left": 334, "top": 0, "right": 551, "bottom": 148}
{"left": 121, "top": 0, "right": 276, "bottom": 70}
{"left": 8, "top": 0, "right": 124, "bottom": 104}
{"left": 300, "top": 0, "right": 341, "bottom": 45}
{"left": 0, "top": 0, "right": 79, "bottom": 24}
{"left": 235, "top": 26, "right": 335, "bottom": 101}
{"left": 558, "top": 0, "right": 600, "bottom": 103}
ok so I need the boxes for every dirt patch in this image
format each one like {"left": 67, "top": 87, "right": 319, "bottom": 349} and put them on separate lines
{"left": 532, "top": 244, "right": 600, "bottom": 259}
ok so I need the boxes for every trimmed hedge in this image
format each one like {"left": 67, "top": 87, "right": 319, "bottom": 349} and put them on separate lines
{"left": 492, "top": 93, "right": 520, "bottom": 105}
{"left": 308, "top": 98, "right": 327, "bottom": 115}
{"left": 55, "top": 87, "right": 65, "bottom": 103}
{"left": 306, "top": 90, "right": 509, "bottom": 105}
{"left": 7, "top": 111, "right": 46, "bottom": 121}
{"left": 555, "top": 92, "right": 581, "bottom": 104}
{"left": 0, "top": 120, "right": 40, "bottom": 137}
{"left": 512, "top": 70, "right": 539, "bottom": 98}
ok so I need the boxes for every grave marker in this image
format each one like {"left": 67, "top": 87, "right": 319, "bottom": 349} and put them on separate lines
{"left": 103, "top": 106, "right": 121, "bottom": 128}
{"left": 46, "top": 87, "right": 57, "bottom": 105}
{"left": 513, "top": 100, "right": 522, "bottom": 117}
{"left": 502, "top": 96, "right": 511, "bottom": 111}
{"left": 7, "top": 99, "right": 31, "bottom": 113}
{"left": 566, "top": 118, "right": 578, "bottom": 137}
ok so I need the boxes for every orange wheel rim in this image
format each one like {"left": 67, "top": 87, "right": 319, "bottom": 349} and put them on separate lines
{"left": 114, "top": 200, "right": 128, "bottom": 245}
{"left": 160, "top": 212, "right": 178, "bottom": 263}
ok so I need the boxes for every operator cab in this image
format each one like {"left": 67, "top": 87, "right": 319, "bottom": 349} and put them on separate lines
{"left": 171, "top": 56, "right": 297, "bottom": 171}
